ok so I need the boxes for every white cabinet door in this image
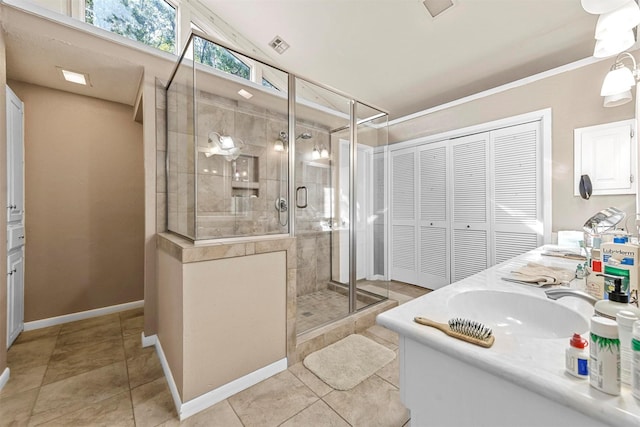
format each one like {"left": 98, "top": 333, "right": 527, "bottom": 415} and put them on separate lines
{"left": 7, "top": 248, "right": 24, "bottom": 348}
{"left": 390, "top": 148, "right": 417, "bottom": 284}
{"left": 491, "top": 122, "right": 542, "bottom": 264}
{"left": 7, "top": 86, "right": 24, "bottom": 223}
{"left": 574, "top": 119, "right": 636, "bottom": 196}
{"left": 450, "top": 133, "right": 490, "bottom": 282}
{"left": 418, "top": 143, "right": 449, "bottom": 289}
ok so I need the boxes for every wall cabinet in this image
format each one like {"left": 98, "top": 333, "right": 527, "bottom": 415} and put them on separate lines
{"left": 574, "top": 119, "right": 636, "bottom": 197}
{"left": 7, "top": 87, "right": 24, "bottom": 222}
{"left": 6, "top": 85, "right": 25, "bottom": 348}
{"left": 7, "top": 249, "right": 24, "bottom": 347}
{"left": 391, "top": 121, "right": 543, "bottom": 289}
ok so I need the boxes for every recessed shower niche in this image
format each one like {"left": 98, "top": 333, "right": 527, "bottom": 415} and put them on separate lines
{"left": 231, "top": 155, "right": 260, "bottom": 198}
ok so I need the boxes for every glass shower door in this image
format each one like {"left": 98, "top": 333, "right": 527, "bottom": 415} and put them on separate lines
{"left": 294, "top": 77, "right": 351, "bottom": 333}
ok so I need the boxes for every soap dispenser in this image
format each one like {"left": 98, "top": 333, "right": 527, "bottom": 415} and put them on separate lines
{"left": 595, "top": 274, "right": 640, "bottom": 320}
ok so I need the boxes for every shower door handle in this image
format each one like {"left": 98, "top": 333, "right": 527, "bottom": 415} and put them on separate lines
{"left": 296, "top": 186, "right": 308, "bottom": 208}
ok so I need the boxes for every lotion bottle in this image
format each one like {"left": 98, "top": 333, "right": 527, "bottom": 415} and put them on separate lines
{"left": 590, "top": 316, "right": 621, "bottom": 395}
{"left": 595, "top": 274, "right": 640, "bottom": 320}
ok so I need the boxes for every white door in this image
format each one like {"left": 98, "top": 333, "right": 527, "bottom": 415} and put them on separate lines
{"left": 450, "top": 133, "right": 491, "bottom": 282}
{"left": 356, "top": 144, "right": 373, "bottom": 280}
{"left": 417, "top": 143, "right": 450, "bottom": 289}
{"left": 390, "top": 147, "right": 417, "bottom": 284}
{"left": 7, "top": 249, "right": 24, "bottom": 348}
{"left": 6, "top": 86, "right": 24, "bottom": 223}
{"left": 491, "top": 122, "right": 542, "bottom": 264}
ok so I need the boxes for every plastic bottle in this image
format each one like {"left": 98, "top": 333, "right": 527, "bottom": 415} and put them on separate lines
{"left": 565, "top": 333, "right": 589, "bottom": 378}
{"left": 616, "top": 310, "right": 638, "bottom": 385}
{"left": 632, "top": 320, "right": 640, "bottom": 399}
{"left": 590, "top": 316, "right": 621, "bottom": 395}
{"left": 594, "top": 274, "right": 640, "bottom": 320}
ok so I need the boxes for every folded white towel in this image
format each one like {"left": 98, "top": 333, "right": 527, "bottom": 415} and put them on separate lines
{"left": 507, "top": 262, "right": 575, "bottom": 285}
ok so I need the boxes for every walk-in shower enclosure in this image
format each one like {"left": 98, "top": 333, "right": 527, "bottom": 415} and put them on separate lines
{"left": 166, "top": 32, "right": 390, "bottom": 333}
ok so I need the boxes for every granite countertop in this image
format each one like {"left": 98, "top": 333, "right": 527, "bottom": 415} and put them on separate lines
{"left": 377, "top": 247, "right": 640, "bottom": 426}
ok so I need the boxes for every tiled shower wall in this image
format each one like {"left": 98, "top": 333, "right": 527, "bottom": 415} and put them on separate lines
{"left": 193, "top": 90, "right": 289, "bottom": 238}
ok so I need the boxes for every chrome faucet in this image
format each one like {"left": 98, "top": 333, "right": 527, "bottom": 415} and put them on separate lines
{"left": 544, "top": 289, "right": 598, "bottom": 306}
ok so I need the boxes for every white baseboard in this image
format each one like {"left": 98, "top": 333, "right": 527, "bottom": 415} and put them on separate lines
{"left": 180, "top": 358, "right": 287, "bottom": 420}
{"left": 153, "top": 335, "right": 287, "bottom": 421}
{"left": 141, "top": 332, "right": 157, "bottom": 348}
{"left": 23, "top": 300, "right": 144, "bottom": 331}
{"left": 0, "top": 367, "right": 10, "bottom": 392}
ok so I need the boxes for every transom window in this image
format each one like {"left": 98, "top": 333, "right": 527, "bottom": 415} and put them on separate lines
{"left": 192, "top": 36, "right": 250, "bottom": 80}
{"left": 85, "top": 0, "right": 176, "bottom": 53}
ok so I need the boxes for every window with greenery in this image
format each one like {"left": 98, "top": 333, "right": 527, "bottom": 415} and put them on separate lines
{"left": 193, "top": 36, "right": 250, "bottom": 80}
{"left": 262, "top": 78, "right": 279, "bottom": 90}
{"left": 85, "top": 0, "right": 176, "bottom": 53}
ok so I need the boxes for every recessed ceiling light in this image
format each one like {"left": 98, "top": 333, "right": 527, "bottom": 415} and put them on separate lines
{"left": 57, "top": 67, "right": 90, "bottom": 86}
{"left": 269, "top": 36, "right": 290, "bottom": 54}
{"left": 423, "top": 0, "right": 454, "bottom": 18}
{"left": 238, "top": 89, "right": 253, "bottom": 99}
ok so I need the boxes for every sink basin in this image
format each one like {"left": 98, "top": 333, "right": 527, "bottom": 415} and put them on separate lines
{"left": 449, "top": 290, "right": 589, "bottom": 339}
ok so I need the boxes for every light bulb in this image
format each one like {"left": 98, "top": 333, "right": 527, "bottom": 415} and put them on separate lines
{"left": 320, "top": 147, "right": 329, "bottom": 158}
{"left": 274, "top": 140, "right": 285, "bottom": 152}
{"left": 311, "top": 147, "right": 321, "bottom": 160}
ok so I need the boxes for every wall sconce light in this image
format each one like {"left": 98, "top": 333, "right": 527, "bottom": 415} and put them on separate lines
{"left": 311, "top": 145, "right": 329, "bottom": 160}
{"left": 601, "top": 52, "right": 640, "bottom": 107}
{"left": 205, "top": 132, "right": 243, "bottom": 161}
{"left": 320, "top": 146, "right": 329, "bottom": 159}
{"left": 582, "top": 0, "right": 640, "bottom": 58}
{"left": 274, "top": 131, "right": 287, "bottom": 152}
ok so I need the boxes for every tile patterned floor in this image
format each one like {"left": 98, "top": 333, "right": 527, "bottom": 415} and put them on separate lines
{"left": 0, "top": 282, "right": 429, "bottom": 426}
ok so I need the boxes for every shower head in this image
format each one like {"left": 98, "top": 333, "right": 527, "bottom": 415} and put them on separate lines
{"left": 277, "top": 131, "right": 312, "bottom": 143}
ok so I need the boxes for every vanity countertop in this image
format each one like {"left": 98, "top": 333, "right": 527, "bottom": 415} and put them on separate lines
{"left": 377, "top": 247, "right": 640, "bottom": 426}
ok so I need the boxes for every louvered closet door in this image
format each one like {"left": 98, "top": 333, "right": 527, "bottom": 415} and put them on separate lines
{"left": 418, "top": 143, "right": 449, "bottom": 289}
{"left": 450, "top": 133, "right": 491, "bottom": 282}
{"left": 390, "top": 148, "right": 417, "bottom": 284}
{"left": 491, "top": 121, "right": 542, "bottom": 265}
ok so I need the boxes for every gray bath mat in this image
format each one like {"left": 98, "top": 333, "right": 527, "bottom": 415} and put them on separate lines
{"left": 303, "top": 334, "right": 395, "bottom": 390}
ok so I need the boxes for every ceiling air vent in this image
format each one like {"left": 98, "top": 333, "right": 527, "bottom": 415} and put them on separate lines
{"left": 269, "top": 36, "right": 290, "bottom": 54}
{"left": 423, "top": 0, "right": 454, "bottom": 18}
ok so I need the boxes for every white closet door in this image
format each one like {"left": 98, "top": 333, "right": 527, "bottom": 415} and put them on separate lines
{"left": 491, "top": 122, "right": 542, "bottom": 265}
{"left": 418, "top": 143, "right": 449, "bottom": 289}
{"left": 390, "top": 148, "right": 417, "bottom": 284}
{"left": 450, "top": 133, "right": 490, "bottom": 282}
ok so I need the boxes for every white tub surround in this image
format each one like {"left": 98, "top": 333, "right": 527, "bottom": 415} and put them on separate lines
{"left": 377, "top": 248, "right": 640, "bottom": 427}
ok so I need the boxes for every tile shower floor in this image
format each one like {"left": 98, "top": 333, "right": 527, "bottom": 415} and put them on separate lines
{"left": 297, "top": 281, "right": 430, "bottom": 332}
{"left": 0, "top": 282, "right": 429, "bottom": 426}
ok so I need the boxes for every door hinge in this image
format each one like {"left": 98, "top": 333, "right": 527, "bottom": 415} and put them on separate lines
{"left": 631, "top": 174, "right": 635, "bottom": 184}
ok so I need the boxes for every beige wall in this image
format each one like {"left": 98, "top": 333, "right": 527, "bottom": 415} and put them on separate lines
{"left": 8, "top": 81, "right": 144, "bottom": 321}
{"left": 157, "top": 249, "right": 183, "bottom": 397}
{"left": 0, "top": 29, "right": 8, "bottom": 374}
{"left": 388, "top": 58, "right": 636, "bottom": 233}
{"left": 182, "top": 251, "right": 286, "bottom": 401}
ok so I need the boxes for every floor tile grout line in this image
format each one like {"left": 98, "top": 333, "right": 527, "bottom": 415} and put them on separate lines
{"left": 275, "top": 396, "right": 323, "bottom": 426}
{"left": 319, "top": 392, "right": 354, "bottom": 427}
